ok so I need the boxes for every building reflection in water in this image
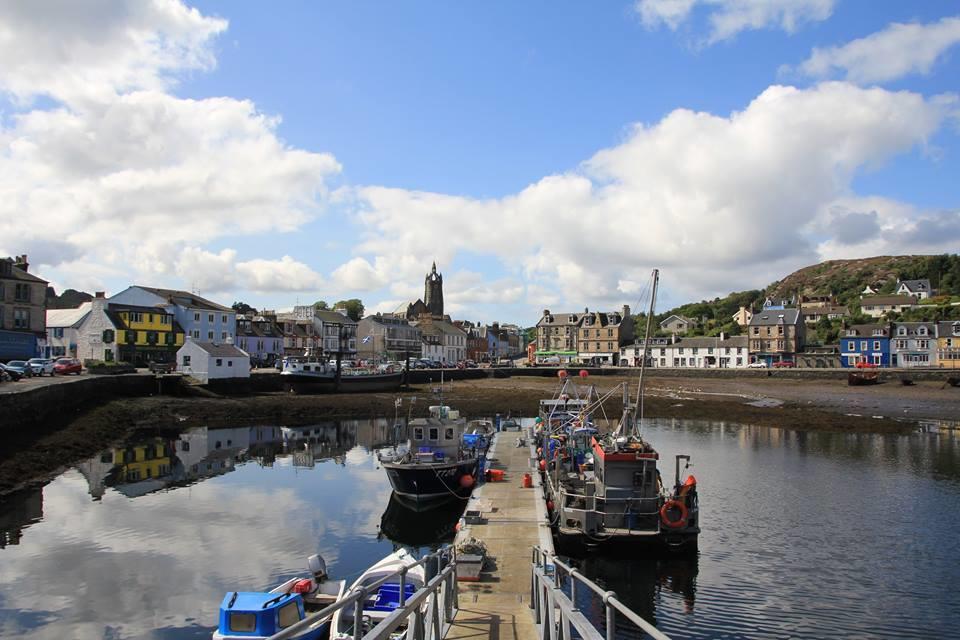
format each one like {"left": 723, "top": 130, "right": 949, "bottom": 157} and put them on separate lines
{"left": 0, "top": 485, "right": 43, "bottom": 548}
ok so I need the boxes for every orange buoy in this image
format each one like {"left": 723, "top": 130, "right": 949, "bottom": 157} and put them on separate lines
{"left": 459, "top": 474, "right": 475, "bottom": 488}
{"left": 660, "top": 499, "right": 689, "bottom": 529}
{"left": 579, "top": 369, "right": 589, "bottom": 378}
{"left": 558, "top": 370, "right": 568, "bottom": 378}
{"left": 522, "top": 472, "right": 533, "bottom": 488}
{"left": 539, "top": 459, "right": 546, "bottom": 471}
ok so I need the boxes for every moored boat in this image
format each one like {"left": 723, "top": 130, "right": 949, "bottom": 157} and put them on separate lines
{"left": 379, "top": 406, "right": 490, "bottom": 502}
{"left": 213, "top": 554, "right": 345, "bottom": 640}
{"left": 848, "top": 370, "right": 880, "bottom": 385}
{"left": 280, "top": 349, "right": 403, "bottom": 393}
{"left": 329, "top": 548, "right": 426, "bottom": 639}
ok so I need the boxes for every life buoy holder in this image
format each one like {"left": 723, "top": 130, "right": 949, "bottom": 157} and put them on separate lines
{"left": 660, "top": 500, "right": 688, "bottom": 529}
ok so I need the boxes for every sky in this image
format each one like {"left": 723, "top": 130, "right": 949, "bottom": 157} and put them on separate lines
{"left": 1, "top": 0, "right": 959, "bottom": 325}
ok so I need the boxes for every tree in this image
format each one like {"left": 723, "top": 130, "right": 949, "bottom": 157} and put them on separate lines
{"left": 313, "top": 300, "right": 329, "bottom": 310}
{"left": 334, "top": 299, "right": 365, "bottom": 321}
{"left": 232, "top": 301, "right": 257, "bottom": 315}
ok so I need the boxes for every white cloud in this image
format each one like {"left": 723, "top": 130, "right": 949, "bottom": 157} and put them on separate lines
{"left": 790, "top": 16, "right": 960, "bottom": 84}
{"left": 0, "top": 0, "right": 227, "bottom": 103}
{"left": 635, "top": 0, "right": 835, "bottom": 44}
{"left": 0, "top": 0, "right": 341, "bottom": 295}
{"left": 174, "top": 248, "right": 325, "bottom": 294}
{"left": 340, "top": 82, "right": 954, "bottom": 311}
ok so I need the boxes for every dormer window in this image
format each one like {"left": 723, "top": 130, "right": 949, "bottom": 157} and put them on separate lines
{"left": 918, "top": 327, "right": 927, "bottom": 336}
{"left": 898, "top": 327, "right": 906, "bottom": 336}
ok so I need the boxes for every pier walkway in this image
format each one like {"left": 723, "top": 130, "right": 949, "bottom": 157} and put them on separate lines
{"left": 447, "top": 428, "right": 551, "bottom": 639}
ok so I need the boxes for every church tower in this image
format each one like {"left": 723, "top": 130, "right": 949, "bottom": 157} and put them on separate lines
{"left": 424, "top": 262, "right": 444, "bottom": 318}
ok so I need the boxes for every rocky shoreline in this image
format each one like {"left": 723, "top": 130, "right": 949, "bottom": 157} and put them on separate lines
{"left": 1, "top": 375, "right": 957, "bottom": 495}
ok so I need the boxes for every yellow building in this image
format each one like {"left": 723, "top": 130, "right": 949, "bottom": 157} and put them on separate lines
{"left": 107, "top": 304, "right": 185, "bottom": 365}
{"left": 111, "top": 439, "right": 173, "bottom": 484}
{"left": 937, "top": 321, "right": 960, "bottom": 369}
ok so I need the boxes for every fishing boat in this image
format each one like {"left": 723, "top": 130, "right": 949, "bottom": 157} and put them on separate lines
{"left": 281, "top": 348, "right": 403, "bottom": 393}
{"left": 537, "top": 269, "right": 700, "bottom": 553}
{"left": 329, "top": 548, "right": 426, "bottom": 639}
{"left": 379, "top": 406, "right": 490, "bottom": 501}
{"left": 848, "top": 370, "right": 880, "bottom": 386}
{"left": 213, "top": 554, "right": 345, "bottom": 640}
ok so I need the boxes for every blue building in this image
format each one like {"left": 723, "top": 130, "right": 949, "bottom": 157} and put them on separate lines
{"left": 109, "top": 286, "right": 236, "bottom": 344}
{"left": 840, "top": 324, "right": 891, "bottom": 367}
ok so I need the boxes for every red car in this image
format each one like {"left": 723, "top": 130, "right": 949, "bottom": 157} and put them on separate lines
{"left": 772, "top": 361, "right": 795, "bottom": 368}
{"left": 53, "top": 358, "right": 83, "bottom": 375}
{"left": 855, "top": 361, "right": 878, "bottom": 369}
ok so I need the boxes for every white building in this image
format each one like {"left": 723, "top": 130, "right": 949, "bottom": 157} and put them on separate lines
{"left": 413, "top": 318, "right": 466, "bottom": 365}
{"left": 177, "top": 339, "right": 250, "bottom": 383}
{"left": 622, "top": 335, "right": 749, "bottom": 368}
{"left": 890, "top": 322, "right": 937, "bottom": 368}
{"left": 45, "top": 301, "right": 92, "bottom": 358}
{"left": 75, "top": 293, "right": 122, "bottom": 363}
{"left": 896, "top": 279, "right": 934, "bottom": 300}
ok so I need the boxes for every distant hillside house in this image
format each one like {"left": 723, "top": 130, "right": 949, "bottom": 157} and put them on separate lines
{"left": 731, "top": 306, "right": 753, "bottom": 327}
{"left": 762, "top": 297, "right": 793, "bottom": 310}
{"left": 177, "top": 339, "right": 250, "bottom": 383}
{"left": 840, "top": 324, "right": 891, "bottom": 368}
{"left": 859, "top": 295, "right": 916, "bottom": 318}
{"left": 896, "top": 279, "right": 934, "bottom": 300}
{"left": 801, "top": 305, "right": 849, "bottom": 324}
{"left": 861, "top": 285, "right": 878, "bottom": 296}
{"left": 748, "top": 309, "right": 806, "bottom": 365}
{"left": 659, "top": 314, "right": 697, "bottom": 335}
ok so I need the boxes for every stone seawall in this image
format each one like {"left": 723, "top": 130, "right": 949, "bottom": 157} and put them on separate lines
{"left": 0, "top": 374, "right": 156, "bottom": 433}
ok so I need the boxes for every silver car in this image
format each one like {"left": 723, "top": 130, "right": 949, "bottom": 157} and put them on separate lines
{"left": 27, "top": 357, "right": 56, "bottom": 376}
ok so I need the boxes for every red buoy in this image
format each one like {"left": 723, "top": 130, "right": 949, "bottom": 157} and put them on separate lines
{"left": 546, "top": 500, "right": 555, "bottom": 512}
{"left": 558, "top": 370, "right": 568, "bottom": 378}
{"left": 579, "top": 369, "right": 589, "bottom": 378}
{"left": 459, "top": 474, "right": 475, "bottom": 488}
{"left": 539, "top": 459, "right": 546, "bottom": 471}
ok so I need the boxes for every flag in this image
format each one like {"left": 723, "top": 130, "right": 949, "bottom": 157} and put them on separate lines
{"left": 361, "top": 335, "right": 372, "bottom": 344}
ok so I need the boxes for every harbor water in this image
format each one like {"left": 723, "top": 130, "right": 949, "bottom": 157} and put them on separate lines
{"left": 1, "top": 417, "right": 959, "bottom": 638}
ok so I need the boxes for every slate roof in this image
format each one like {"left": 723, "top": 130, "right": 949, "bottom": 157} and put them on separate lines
{"left": 0, "top": 259, "right": 48, "bottom": 284}
{"left": 936, "top": 321, "right": 960, "bottom": 337}
{"left": 314, "top": 310, "right": 357, "bottom": 325}
{"left": 860, "top": 295, "right": 916, "bottom": 306}
{"left": 897, "top": 279, "right": 932, "bottom": 294}
{"left": 749, "top": 309, "right": 802, "bottom": 326}
{"left": 843, "top": 324, "right": 889, "bottom": 337}
{"left": 668, "top": 336, "right": 748, "bottom": 349}
{"left": 135, "top": 286, "right": 233, "bottom": 312}
{"left": 46, "top": 302, "right": 92, "bottom": 328}
{"left": 186, "top": 341, "right": 248, "bottom": 357}
{"left": 537, "top": 311, "right": 585, "bottom": 327}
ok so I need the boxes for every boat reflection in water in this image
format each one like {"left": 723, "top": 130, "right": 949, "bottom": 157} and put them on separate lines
{"left": 570, "top": 552, "right": 698, "bottom": 634}
{"left": 377, "top": 493, "right": 467, "bottom": 549}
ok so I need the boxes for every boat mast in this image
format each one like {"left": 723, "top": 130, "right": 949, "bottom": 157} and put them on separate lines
{"left": 633, "top": 269, "right": 659, "bottom": 437}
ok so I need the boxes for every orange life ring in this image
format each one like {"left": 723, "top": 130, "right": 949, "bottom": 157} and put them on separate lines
{"left": 660, "top": 500, "right": 688, "bottom": 529}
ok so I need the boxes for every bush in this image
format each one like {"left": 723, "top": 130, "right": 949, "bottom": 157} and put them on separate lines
{"left": 84, "top": 360, "right": 137, "bottom": 375}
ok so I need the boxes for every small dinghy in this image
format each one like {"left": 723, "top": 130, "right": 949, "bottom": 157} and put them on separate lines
{"left": 213, "top": 554, "right": 345, "bottom": 640}
{"left": 329, "top": 548, "right": 426, "bottom": 639}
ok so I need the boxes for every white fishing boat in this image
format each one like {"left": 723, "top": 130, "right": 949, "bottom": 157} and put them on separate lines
{"left": 329, "top": 548, "right": 426, "bottom": 639}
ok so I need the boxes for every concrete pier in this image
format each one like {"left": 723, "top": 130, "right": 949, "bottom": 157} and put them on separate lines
{"left": 447, "top": 428, "right": 553, "bottom": 639}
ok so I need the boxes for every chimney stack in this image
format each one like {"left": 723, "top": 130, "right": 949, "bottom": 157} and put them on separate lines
{"left": 15, "top": 254, "right": 28, "bottom": 272}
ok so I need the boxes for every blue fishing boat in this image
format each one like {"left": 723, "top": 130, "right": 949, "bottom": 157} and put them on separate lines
{"left": 213, "top": 555, "right": 345, "bottom": 640}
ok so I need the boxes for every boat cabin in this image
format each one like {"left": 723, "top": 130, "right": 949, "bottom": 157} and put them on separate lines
{"left": 217, "top": 591, "right": 307, "bottom": 639}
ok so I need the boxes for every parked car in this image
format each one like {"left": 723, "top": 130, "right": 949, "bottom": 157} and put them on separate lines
{"left": 0, "top": 363, "right": 24, "bottom": 381}
{"left": 746, "top": 361, "right": 768, "bottom": 369}
{"left": 27, "top": 357, "right": 56, "bottom": 376}
{"left": 773, "top": 361, "right": 795, "bottom": 368}
{"left": 3, "top": 360, "right": 34, "bottom": 378}
{"left": 53, "top": 358, "right": 83, "bottom": 375}
{"left": 855, "top": 361, "right": 879, "bottom": 369}
{"left": 410, "top": 360, "right": 429, "bottom": 370}
{"left": 464, "top": 360, "right": 478, "bottom": 369}
{"left": 148, "top": 361, "right": 176, "bottom": 373}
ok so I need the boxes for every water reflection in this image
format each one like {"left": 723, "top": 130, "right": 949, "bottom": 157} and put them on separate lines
{"left": 0, "top": 485, "right": 43, "bottom": 548}
{"left": 377, "top": 493, "right": 466, "bottom": 549}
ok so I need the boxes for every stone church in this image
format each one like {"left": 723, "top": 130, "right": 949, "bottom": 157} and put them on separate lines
{"left": 405, "top": 262, "right": 446, "bottom": 321}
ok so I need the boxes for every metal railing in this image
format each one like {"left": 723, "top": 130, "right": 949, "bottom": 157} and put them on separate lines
{"left": 267, "top": 546, "right": 458, "bottom": 640}
{"left": 530, "top": 546, "right": 672, "bottom": 640}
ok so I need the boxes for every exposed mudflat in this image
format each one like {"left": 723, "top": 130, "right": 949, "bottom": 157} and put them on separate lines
{"left": 2, "top": 375, "right": 958, "bottom": 494}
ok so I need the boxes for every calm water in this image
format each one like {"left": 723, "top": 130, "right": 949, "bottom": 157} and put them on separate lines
{"left": 1, "top": 418, "right": 959, "bottom": 639}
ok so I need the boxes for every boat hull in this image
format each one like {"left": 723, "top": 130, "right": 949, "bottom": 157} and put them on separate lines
{"left": 282, "top": 372, "right": 403, "bottom": 393}
{"left": 382, "top": 458, "right": 479, "bottom": 500}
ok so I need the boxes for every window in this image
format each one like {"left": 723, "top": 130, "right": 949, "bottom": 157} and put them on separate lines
{"left": 873, "top": 341, "right": 880, "bottom": 350}
{"left": 229, "top": 613, "right": 256, "bottom": 633}
{"left": 165, "top": 332, "right": 175, "bottom": 345}
{"left": 103, "top": 329, "right": 114, "bottom": 343}
{"left": 131, "top": 312, "right": 143, "bottom": 323}
{"left": 191, "top": 330, "right": 200, "bottom": 339}
{"left": 895, "top": 340, "right": 907, "bottom": 350}
{"left": 14, "top": 283, "right": 30, "bottom": 301}
{"left": 413, "top": 427, "right": 424, "bottom": 440}
{"left": 125, "top": 330, "right": 137, "bottom": 343}
{"left": 104, "top": 349, "right": 113, "bottom": 361}
{"left": 208, "top": 331, "right": 214, "bottom": 340}
{"left": 736, "top": 357, "right": 743, "bottom": 366}
{"left": 428, "top": 427, "right": 439, "bottom": 440}
{"left": 148, "top": 314, "right": 153, "bottom": 323}
{"left": 227, "top": 360, "right": 232, "bottom": 367}
{"left": 678, "top": 347, "right": 684, "bottom": 354}
{"left": 194, "top": 312, "right": 200, "bottom": 321}
{"left": 278, "top": 602, "right": 302, "bottom": 629}
{"left": 860, "top": 341, "right": 867, "bottom": 351}
{"left": 753, "top": 327, "right": 759, "bottom": 335}
{"left": 692, "top": 348, "right": 698, "bottom": 355}
{"left": 208, "top": 314, "right": 214, "bottom": 323}
{"left": 13, "top": 308, "right": 30, "bottom": 328}
{"left": 221, "top": 332, "right": 227, "bottom": 341}
{"left": 146, "top": 331, "right": 158, "bottom": 345}
{"left": 917, "top": 340, "right": 929, "bottom": 349}
{"left": 215, "top": 358, "right": 223, "bottom": 366}
{"left": 52, "top": 327, "right": 64, "bottom": 338}
{"left": 445, "top": 427, "right": 454, "bottom": 440}
{"left": 847, "top": 341, "right": 855, "bottom": 351}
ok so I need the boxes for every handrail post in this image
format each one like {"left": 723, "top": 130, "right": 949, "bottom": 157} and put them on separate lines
{"left": 399, "top": 566, "right": 407, "bottom": 607}
{"left": 353, "top": 587, "right": 366, "bottom": 640}
{"left": 604, "top": 590, "right": 617, "bottom": 640}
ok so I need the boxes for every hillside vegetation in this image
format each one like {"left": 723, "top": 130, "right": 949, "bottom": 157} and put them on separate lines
{"left": 642, "top": 254, "right": 960, "bottom": 341}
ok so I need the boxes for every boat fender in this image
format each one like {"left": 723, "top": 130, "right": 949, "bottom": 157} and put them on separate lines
{"left": 660, "top": 500, "right": 688, "bottom": 529}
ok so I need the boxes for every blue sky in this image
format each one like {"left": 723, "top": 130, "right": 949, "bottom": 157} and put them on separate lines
{"left": 1, "top": 0, "right": 958, "bottom": 324}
